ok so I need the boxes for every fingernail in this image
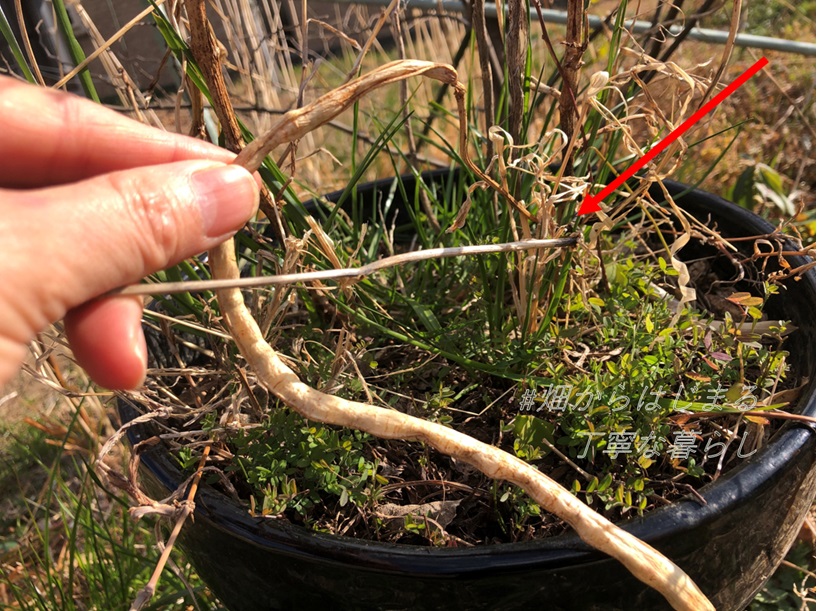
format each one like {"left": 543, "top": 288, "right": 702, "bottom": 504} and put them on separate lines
{"left": 193, "top": 165, "right": 260, "bottom": 238}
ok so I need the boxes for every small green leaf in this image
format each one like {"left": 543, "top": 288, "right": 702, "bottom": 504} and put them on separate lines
{"left": 747, "top": 306, "right": 763, "bottom": 320}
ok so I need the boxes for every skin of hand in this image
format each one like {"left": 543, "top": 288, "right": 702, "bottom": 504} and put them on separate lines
{"left": 0, "top": 76, "right": 260, "bottom": 390}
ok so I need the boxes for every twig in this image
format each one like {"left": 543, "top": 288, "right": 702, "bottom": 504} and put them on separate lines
{"left": 390, "top": 4, "right": 439, "bottom": 229}
{"left": 691, "top": 410, "right": 816, "bottom": 424}
{"left": 113, "top": 238, "right": 577, "bottom": 296}
{"left": 531, "top": 0, "right": 584, "bottom": 166}
{"left": 471, "top": 0, "right": 494, "bottom": 158}
{"left": 345, "top": 0, "right": 401, "bottom": 82}
{"left": 558, "top": 0, "right": 586, "bottom": 171}
{"left": 53, "top": 1, "right": 166, "bottom": 90}
{"left": 183, "top": 0, "right": 243, "bottom": 151}
{"left": 696, "top": 0, "right": 742, "bottom": 110}
{"left": 130, "top": 445, "right": 211, "bottom": 611}
{"left": 13, "top": 0, "right": 45, "bottom": 85}
{"left": 506, "top": 0, "right": 529, "bottom": 143}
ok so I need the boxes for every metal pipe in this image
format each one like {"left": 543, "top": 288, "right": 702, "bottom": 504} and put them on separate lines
{"left": 336, "top": 0, "right": 816, "bottom": 57}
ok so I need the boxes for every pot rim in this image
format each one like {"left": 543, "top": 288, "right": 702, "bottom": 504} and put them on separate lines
{"left": 122, "top": 172, "right": 816, "bottom": 573}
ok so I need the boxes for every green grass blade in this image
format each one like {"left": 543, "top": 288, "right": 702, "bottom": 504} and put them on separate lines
{"left": 51, "top": 0, "right": 99, "bottom": 101}
{"left": 0, "top": 6, "right": 36, "bottom": 82}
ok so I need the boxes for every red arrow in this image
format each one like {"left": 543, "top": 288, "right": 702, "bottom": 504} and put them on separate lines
{"left": 578, "top": 56, "right": 769, "bottom": 216}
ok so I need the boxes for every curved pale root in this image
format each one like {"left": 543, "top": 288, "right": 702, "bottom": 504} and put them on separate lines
{"left": 210, "top": 60, "right": 714, "bottom": 611}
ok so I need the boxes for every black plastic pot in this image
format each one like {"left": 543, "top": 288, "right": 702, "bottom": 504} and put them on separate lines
{"left": 121, "top": 170, "right": 815, "bottom": 611}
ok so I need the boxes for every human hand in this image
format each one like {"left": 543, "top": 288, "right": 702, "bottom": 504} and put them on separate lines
{"left": 0, "top": 76, "right": 260, "bottom": 390}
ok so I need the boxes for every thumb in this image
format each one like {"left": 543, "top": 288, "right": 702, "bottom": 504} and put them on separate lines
{"left": 0, "top": 160, "right": 259, "bottom": 387}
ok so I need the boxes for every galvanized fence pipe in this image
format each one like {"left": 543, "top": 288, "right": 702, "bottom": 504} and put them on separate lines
{"left": 334, "top": 0, "right": 816, "bottom": 57}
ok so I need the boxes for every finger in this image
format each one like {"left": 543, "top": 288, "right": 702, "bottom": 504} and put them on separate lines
{"left": 0, "top": 159, "right": 259, "bottom": 376}
{"left": 64, "top": 296, "right": 147, "bottom": 390}
{"left": 0, "top": 75, "right": 236, "bottom": 187}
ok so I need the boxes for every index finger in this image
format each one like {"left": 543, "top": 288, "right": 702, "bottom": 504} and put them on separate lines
{"left": 0, "top": 75, "right": 236, "bottom": 188}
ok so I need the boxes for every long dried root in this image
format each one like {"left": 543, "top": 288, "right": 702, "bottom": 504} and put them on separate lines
{"left": 208, "top": 61, "right": 714, "bottom": 611}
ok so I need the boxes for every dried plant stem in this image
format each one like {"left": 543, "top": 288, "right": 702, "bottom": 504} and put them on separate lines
{"left": 114, "top": 238, "right": 577, "bottom": 296}
{"left": 234, "top": 60, "right": 531, "bottom": 222}
{"left": 183, "top": 0, "right": 243, "bottom": 151}
{"left": 691, "top": 411, "right": 816, "bottom": 424}
{"left": 13, "top": 0, "right": 45, "bottom": 85}
{"left": 506, "top": 0, "right": 529, "bottom": 143}
{"left": 183, "top": 0, "right": 281, "bottom": 235}
{"left": 471, "top": 0, "right": 494, "bottom": 158}
{"left": 130, "top": 444, "right": 211, "bottom": 611}
{"left": 236, "top": 61, "right": 463, "bottom": 171}
{"left": 53, "top": 1, "right": 165, "bottom": 90}
{"left": 390, "top": 6, "right": 439, "bottom": 230}
{"left": 559, "top": 0, "right": 586, "bottom": 171}
{"left": 699, "top": 0, "right": 742, "bottom": 108}
{"left": 345, "top": 0, "right": 401, "bottom": 81}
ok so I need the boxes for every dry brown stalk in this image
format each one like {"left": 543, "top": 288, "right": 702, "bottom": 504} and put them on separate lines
{"left": 65, "top": 3, "right": 163, "bottom": 127}
{"left": 183, "top": 0, "right": 243, "bottom": 152}
{"left": 698, "top": 0, "right": 743, "bottom": 109}
{"left": 130, "top": 444, "right": 211, "bottom": 611}
{"left": 234, "top": 59, "right": 530, "bottom": 223}
{"left": 53, "top": 1, "right": 166, "bottom": 91}
{"left": 506, "top": 0, "right": 529, "bottom": 143}
{"left": 234, "top": 61, "right": 465, "bottom": 171}
{"left": 13, "top": 0, "right": 45, "bottom": 85}
{"left": 558, "top": 0, "right": 586, "bottom": 171}
{"left": 183, "top": 0, "right": 283, "bottom": 237}
{"left": 471, "top": 0, "right": 495, "bottom": 159}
